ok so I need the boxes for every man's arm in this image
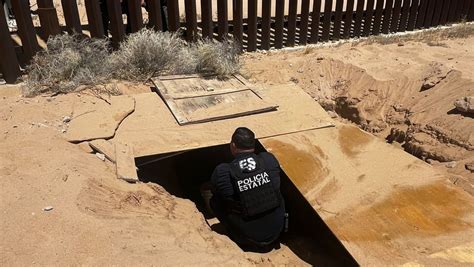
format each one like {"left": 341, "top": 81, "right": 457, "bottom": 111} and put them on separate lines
{"left": 210, "top": 164, "right": 234, "bottom": 200}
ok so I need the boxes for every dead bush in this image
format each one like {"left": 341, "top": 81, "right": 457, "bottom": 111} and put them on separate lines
{"left": 108, "top": 28, "right": 196, "bottom": 80}
{"left": 193, "top": 38, "right": 241, "bottom": 77}
{"left": 23, "top": 34, "right": 111, "bottom": 96}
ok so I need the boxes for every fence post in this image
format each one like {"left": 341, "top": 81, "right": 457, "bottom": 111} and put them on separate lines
{"left": 147, "top": 0, "right": 163, "bottom": 31}
{"left": 407, "top": 0, "right": 419, "bottom": 31}
{"left": 84, "top": 0, "right": 105, "bottom": 38}
{"left": 362, "top": 0, "right": 374, "bottom": 36}
{"left": 424, "top": 0, "right": 436, "bottom": 27}
{"left": 185, "top": 0, "right": 197, "bottom": 41}
{"left": 0, "top": 6, "right": 20, "bottom": 83}
{"left": 247, "top": 0, "right": 257, "bottom": 51}
{"left": 287, "top": 0, "right": 298, "bottom": 46}
{"left": 310, "top": 0, "right": 322, "bottom": 43}
{"left": 11, "top": 0, "right": 40, "bottom": 62}
{"left": 201, "top": 0, "right": 213, "bottom": 39}
{"left": 372, "top": 0, "right": 384, "bottom": 35}
{"left": 167, "top": 0, "right": 180, "bottom": 31}
{"left": 382, "top": 0, "right": 394, "bottom": 34}
{"left": 391, "top": 0, "right": 402, "bottom": 32}
{"left": 439, "top": 0, "right": 450, "bottom": 25}
{"left": 398, "top": 0, "right": 411, "bottom": 31}
{"left": 128, "top": 0, "right": 144, "bottom": 33}
{"left": 217, "top": 0, "right": 228, "bottom": 40}
{"left": 300, "top": 0, "right": 310, "bottom": 44}
{"left": 274, "top": 0, "right": 285, "bottom": 48}
{"left": 107, "top": 0, "right": 125, "bottom": 48}
{"left": 261, "top": 0, "right": 271, "bottom": 49}
{"left": 37, "top": 0, "right": 61, "bottom": 40}
{"left": 232, "top": 0, "right": 243, "bottom": 44}
{"left": 342, "top": 0, "right": 354, "bottom": 38}
{"left": 415, "top": 0, "right": 428, "bottom": 29}
{"left": 332, "top": 0, "right": 343, "bottom": 40}
{"left": 322, "top": 0, "right": 333, "bottom": 41}
{"left": 61, "top": 0, "right": 82, "bottom": 34}
{"left": 353, "top": 0, "right": 364, "bottom": 37}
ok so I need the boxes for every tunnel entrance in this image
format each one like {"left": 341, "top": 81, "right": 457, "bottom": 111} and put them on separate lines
{"left": 135, "top": 141, "right": 357, "bottom": 266}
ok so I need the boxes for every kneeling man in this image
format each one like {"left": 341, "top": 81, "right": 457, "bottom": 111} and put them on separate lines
{"left": 210, "top": 127, "right": 285, "bottom": 249}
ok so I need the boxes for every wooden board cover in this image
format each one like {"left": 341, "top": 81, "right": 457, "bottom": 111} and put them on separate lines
{"left": 152, "top": 75, "right": 278, "bottom": 125}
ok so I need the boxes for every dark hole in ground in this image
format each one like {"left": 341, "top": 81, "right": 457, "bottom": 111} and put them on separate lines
{"left": 136, "top": 141, "right": 357, "bottom": 266}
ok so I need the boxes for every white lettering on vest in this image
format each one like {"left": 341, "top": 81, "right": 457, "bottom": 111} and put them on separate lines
{"left": 237, "top": 171, "right": 271, "bottom": 192}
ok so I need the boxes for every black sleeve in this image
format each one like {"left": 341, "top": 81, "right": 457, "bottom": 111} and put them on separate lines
{"left": 260, "top": 152, "right": 281, "bottom": 189}
{"left": 210, "top": 163, "right": 235, "bottom": 200}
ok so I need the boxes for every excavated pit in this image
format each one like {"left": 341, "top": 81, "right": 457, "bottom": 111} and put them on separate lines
{"left": 135, "top": 142, "right": 357, "bottom": 266}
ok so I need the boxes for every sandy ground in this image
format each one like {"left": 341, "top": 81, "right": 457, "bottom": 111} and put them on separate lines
{"left": 242, "top": 31, "right": 474, "bottom": 195}
{"left": 1, "top": 26, "right": 474, "bottom": 265}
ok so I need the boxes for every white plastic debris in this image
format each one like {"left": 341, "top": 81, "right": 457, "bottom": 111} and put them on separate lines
{"left": 43, "top": 206, "right": 53, "bottom": 212}
{"left": 96, "top": 153, "right": 106, "bottom": 161}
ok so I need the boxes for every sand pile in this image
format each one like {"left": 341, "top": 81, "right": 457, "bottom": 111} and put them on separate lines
{"left": 242, "top": 31, "right": 474, "bottom": 194}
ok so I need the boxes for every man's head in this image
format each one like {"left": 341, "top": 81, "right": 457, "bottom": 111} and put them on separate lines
{"left": 230, "top": 127, "right": 255, "bottom": 155}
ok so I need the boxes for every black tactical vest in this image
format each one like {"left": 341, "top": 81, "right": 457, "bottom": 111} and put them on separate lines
{"left": 229, "top": 155, "right": 281, "bottom": 218}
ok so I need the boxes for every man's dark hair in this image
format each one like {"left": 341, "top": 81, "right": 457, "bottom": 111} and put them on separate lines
{"left": 231, "top": 127, "right": 255, "bottom": 150}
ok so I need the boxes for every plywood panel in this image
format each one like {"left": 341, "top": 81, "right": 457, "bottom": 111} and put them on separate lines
{"left": 114, "top": 84, "right": 333, "bottom": 157}
{"left": 260, "top": 124, "right": 474, "bottom": 266}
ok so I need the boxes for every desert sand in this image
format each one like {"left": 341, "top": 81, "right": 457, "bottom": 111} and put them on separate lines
{"left": 1, "top": 25, "right": 474, "bottom": 265}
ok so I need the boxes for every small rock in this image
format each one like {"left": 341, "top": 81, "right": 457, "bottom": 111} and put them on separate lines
{"left": 448, "top": 57, "right": 454, "bottom": 60}
{"left": 43, "top": 206, "right": 53, "bottom": 212}
{"left": 62, "top": 174, "right": 68, "bottom": 182}
{"left": 62, "top": 116, "right": 71, "bottom": 123}
{"left": 61, "top": 129, "right": 67, "bottom": 133}
{"left": 317, "top": 57, "right": 324, "bottom": 60}
{"left": 397, "top": 43, "right": 404, "bottom": 46}
{"left": 289, "top": 77, "right": 299, "bottom": 84}
{"left": 12, "top": 125, "right": 17, "bottom": 128}
{"left": 444, "top": 161, "right": 457, "bottom": 168}
{"left": 327, "top": 111, "right": 338, "bottom": 118}
{"left": 465, "top": 162, "right": 474, "bottom": 173}
{"left": 454, "top": 96, "right": 474, "bottom": 114}
{"left": 96, "top": 153, "right": 106, "bottom": 161}
{"left": 297, "top": 69, "right": 303, "bottom": 73}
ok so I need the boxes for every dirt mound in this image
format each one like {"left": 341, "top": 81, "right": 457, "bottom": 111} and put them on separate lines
{"left": 242, "top": 36, "right": 474, "bottom": 194}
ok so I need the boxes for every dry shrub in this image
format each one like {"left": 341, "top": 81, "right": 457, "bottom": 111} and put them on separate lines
{"left": 193, "top": 38, "right": 241, "bottom": 77}
{"left": 108, "top": 29, "right": 196, "bottom": 80}
{"left": 23, "top": 34, "right": 111, "bottom": 96}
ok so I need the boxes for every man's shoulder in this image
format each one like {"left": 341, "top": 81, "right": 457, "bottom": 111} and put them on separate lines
{"left": 258, "top": 152, "right": 280, "bottom": 167}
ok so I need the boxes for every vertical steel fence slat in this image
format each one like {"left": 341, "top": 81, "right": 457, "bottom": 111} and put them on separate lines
{"left": 275, "top": 0, "right": 285, "bottom": 48}
{"left": 343, "top": 0, "right": 354, "bottom": 38}
{"left": 424, "top": 0, "right": 436, "bottom": 27}
{"left": 415, "top": 0, "right": 428, "bottom": 28}
{"left": 185, "top": 0, "right": 198, "bottom": 41}
{"left": 363, "top": 0, "right": 375, "bottom": 36}
{"left": 107, "top": 0, "right": 125, "bottom": 48}
{"left": 232, "top": 0, "right": 243, "bottom": 43}
{"left": 62, "top": 0, "right": 82, "bottom": 34}
{"left": 398, "top": 0, "right": 411, "bottom": 31}
{"left": 84, "top": 0, "right": 105, "bottom": 37}
{"left": 217, "top": 0, "right": 228, "bottom": 40}
{"left": 201, "top": 0, "right": 213, "bottom": 38}
{"left": 247, "top": 0, "right": 257, "bottom": 51}
{"left": 407, "top": 0, "right": 419, "bottom": 31}
{"left": 372, "top": 0, "right": 384, "bottom": 35}
{"left": 300, "top": 0, "right": 310, "bottom": 44}
{"left": 167, "top": 0, "right": 180, "bottom": 31}
{"left": 11, "top": 0, "right": 40, "bottom": 61}
{"left": 147, "top": 0, "right": 163, "bottom": 31}
{"left": 332, "top": 0, "right": 344, "bottom": 40}
{"left": 128, "top": 0, "right": 143, "bottom": 33}
{"left": 261, "top": 0, "right": 272, "bottom": 49}
{"left": 322, "top": 0, "right": 333, "bottom": 41}
{"left": 390, "top": 0, "right": 402, "bottom": 32}
{"left": 0, "top": 7, "right": 20, "bottom": 83}
{"left": 310, "top": 0, "right": 322, "bottom": 43}
{"left": 382, "top": 0, "right": 394, "bottom": 33}
{"left": 353, "top": 0, "right": 365, "bottom": 37}
{"left": 37, "top": 0, "right": 61, "bottom": 40}
{"left": 431, "top": 0, "right": 444, "bottom": 26}
{"left": 287, "top": 0, "right": 298, "bottom": 46}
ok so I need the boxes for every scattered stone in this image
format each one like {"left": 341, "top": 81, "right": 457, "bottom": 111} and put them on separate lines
{"left": 327, "top": 111, "right": 338, "bottom": 118}
{"left": 454, "top": 96, "right": 474, "bottom": 114}
{"left": 62, "top": 174, "right": 68, "bottom": 182}
{"left": 317, "top": 57, "right": 324, "bottom": 60}
{"left": 77, "top": 141, "right": 94, "bottom": 153}
{"left": 444, "top": 161, "right": 457, "bottom": 168}
{"left": 465, "top": 162, "right": 474, "bottom": 173}
{"left": 289, "top": 77, "right": 299, "bottom": 84}
{"left": 61, "top": 129, "right": 67, "bottom": 133}
{"left": 12, "top": 125, "right": 17, "bottom": 128}
{"left": 62, "top": 116, "right": 71, "bottom": 123}
{"left": 96, "top": 153, "right": 106, "bottom": 161}
{"left": 397, "top": 43, "right": 404, "bottom": 47}
{"left": 42, "top": 206, "right": 53, "bottom": 212}
{"left": 297, "top": 69, "right": 304, "bottom": 73}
